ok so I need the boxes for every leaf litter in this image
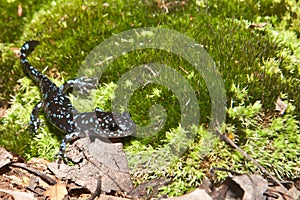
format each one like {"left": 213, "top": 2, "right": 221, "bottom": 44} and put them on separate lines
{"left": 0, "top": 134, "right": 299, "bottom": 200}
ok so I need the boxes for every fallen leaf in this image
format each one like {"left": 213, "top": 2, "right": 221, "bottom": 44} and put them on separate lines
{"left": 48, "top": 137, "right": 133, "bottom": 194}
{"left": 249, "top": 22, "right": 268, "bottom": 29}
{"left": 231, "top": 174, "right": 268, "bottom": 200}
{"left": 275, "top": 97, "right": 288, "bottom": 115}
{"left": 0, "top": 148, "right": 13, "bottom": 168}
{"left": 44, "top": 182, "right": 68, "bottom": 200}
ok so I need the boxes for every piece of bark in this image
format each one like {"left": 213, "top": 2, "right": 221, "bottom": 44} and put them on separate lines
{"left": 48, "top": 137, "right": 133, "bottom": 194}
{"left": 0, "top": 148, "right": 13, "bottom": 168}
{"left": 230, "top": 174, "right": 268, "bottom": 200}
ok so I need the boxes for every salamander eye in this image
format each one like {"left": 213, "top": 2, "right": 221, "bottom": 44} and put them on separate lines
{"left": 108, "top": 122, "right": 119, "bottom": 131}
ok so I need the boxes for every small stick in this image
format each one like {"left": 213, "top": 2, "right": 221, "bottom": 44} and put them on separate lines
{"left": 216, "top": 129, "right": 288, "bottom": 193}
{"left": 210, "top": 167, "right": 242, "bottom": 176}
{"left": 87, "top": 176, "right": 101, "bottom": 200}
{"left": 10, "top": 163, "right": 57, "bottom": 185}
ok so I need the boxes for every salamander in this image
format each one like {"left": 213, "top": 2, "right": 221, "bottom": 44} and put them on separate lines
{"left": 20, "top": 40, "right": 136, "bottom": 160}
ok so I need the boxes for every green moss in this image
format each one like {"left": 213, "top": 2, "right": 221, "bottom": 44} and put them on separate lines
{"left": 0, "top": 0, "right": 300, "bottom": 196}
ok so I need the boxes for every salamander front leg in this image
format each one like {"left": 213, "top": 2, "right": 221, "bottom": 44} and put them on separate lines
{"left": 57, "top": 131, "right": 80, "bottom": 163}
{"left": 30, "top": 101, "right": 43, "bottom": 135}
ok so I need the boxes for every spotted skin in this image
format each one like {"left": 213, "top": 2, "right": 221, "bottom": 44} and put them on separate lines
{"left": 59, "top": 77, "right": 99, "bottom": 95}
{"left": 20, "top": 41, "right": 136, "bottom": 160}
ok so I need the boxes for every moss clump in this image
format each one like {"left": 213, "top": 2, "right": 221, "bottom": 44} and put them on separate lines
{"left": 0, "top": 0, "right": 299, "bottom": 196}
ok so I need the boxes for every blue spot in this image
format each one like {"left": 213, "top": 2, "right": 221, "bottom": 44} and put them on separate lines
{"left": 24, "top": 43, "right": 29, "bottom": 49}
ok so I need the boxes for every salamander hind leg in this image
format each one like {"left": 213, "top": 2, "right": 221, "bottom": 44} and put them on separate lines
{"left": 30, "top": 101, "right": 43, "bottom": 135}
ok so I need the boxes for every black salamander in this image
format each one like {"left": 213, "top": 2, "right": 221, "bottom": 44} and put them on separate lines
{"left": 20, "top": 41, "right": 136, "bottom": 160}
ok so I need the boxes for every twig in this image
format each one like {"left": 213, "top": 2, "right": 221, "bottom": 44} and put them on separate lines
{"left": 87, "top": 176, "right": 101, "bottom": 200}
{"left": 265, "top": 188, "right": 293, "bottom": 199}
{"left": 210, "top": 167, "right": 242, "bottom": 176}
{"left": 10, "top": 163, "right": 57, "bottom": 185}
{"left": 216, "top": 129, "right": 288, "bottom": 193}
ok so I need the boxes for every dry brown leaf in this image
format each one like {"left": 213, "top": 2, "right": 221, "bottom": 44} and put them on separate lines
{"left": 275, "top": 97, "right": 288, "bottom": 115}
{"left": 21, "top": 176, "right": 30, "bottom": 186}
{"left": 48, "top": 137, "right": 133, "bottom": 194}
{"left": 44, "top": 183, "right": 68, "bottom": 200}
{"left": 0, "top": 148, "right": 12, "bottom": 168}
{"left": 231, "top": 174, "right": 268, "bottom": 200}
{"left": 249, "top": 22, "right": 268, "bottom": 29}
